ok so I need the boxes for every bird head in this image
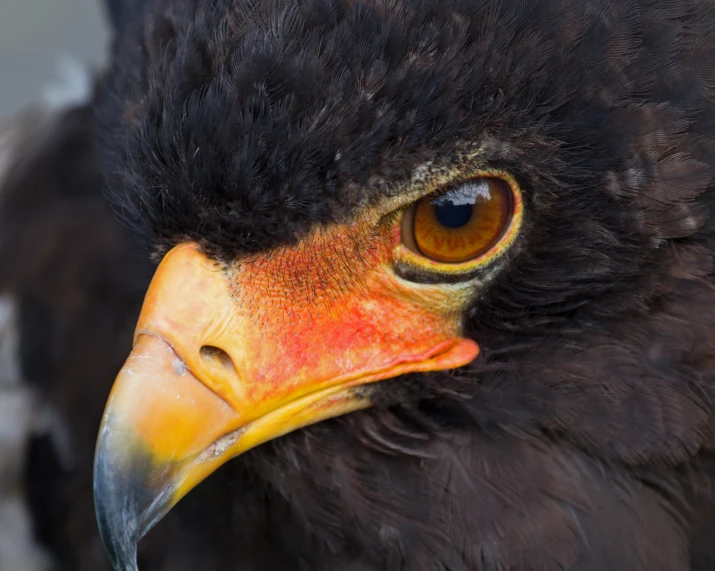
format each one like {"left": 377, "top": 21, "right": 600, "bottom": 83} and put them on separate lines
{"left": 93, "top": 0, "right": 715, "bottom": 569}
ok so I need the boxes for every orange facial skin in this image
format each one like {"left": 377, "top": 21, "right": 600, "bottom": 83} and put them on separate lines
{"left": 93, "top": 168, "right": 527, "bottom": 571}
{"left": 95, "top": 203, "right": 483, "bottom": 540}
{"left": 138, "top": 212, "right": 479, "bottom": 431}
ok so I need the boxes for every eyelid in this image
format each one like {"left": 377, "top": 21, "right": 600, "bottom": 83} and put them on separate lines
{"left": 400, "top": 203, "right": 419, "bottom": 253}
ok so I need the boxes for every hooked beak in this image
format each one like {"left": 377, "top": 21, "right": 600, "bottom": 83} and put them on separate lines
{"left": 94, "top": 234, "right": 479, "bottom": 570}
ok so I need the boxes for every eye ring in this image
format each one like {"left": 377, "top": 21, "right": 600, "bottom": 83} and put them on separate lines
{"left": 397, "top": 172, "right": 523, "bottom": 274}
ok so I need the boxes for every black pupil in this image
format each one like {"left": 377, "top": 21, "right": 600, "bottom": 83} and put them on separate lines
{"left": 433, "top": 201, "right": 473, "bottom": 229}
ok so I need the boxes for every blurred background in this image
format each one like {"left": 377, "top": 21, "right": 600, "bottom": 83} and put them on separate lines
{"left": 0, "top": 0, "right": 108, "bottom": 118}
{"left": 0, "top": 2, "right": 159, "bottom": 570}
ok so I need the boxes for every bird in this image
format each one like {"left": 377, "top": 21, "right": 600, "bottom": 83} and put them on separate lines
{"left": 38, "top": 0, "right": 715, "bottom": 569}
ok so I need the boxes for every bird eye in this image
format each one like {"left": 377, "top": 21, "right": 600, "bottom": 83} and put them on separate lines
{"left": 401, "top": 176, "right": 515, "bottom": 264}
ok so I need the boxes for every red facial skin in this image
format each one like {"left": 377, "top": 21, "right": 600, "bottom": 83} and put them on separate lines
{"left": 136, "top": 210, "right": 479, "bottom": 428}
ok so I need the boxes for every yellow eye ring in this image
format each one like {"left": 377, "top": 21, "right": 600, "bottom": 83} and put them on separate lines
{"left": 397, "top": 172, "right": 523, "bottom": 275}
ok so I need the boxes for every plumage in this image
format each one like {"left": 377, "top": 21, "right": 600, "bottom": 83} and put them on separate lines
{"left": 93, "top": 1, "right": 715, "bottom": 568}
{"left": 5, "top": 0, "right": 715, "bottom": 569}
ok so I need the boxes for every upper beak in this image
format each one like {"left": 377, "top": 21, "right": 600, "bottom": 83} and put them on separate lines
{"left": 94, "top": 240, "right": 479, "bottom": 571}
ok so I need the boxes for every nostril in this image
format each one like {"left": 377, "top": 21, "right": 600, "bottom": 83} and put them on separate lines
{"left": 200, "top": 345, "right": 238, "bottom": 376}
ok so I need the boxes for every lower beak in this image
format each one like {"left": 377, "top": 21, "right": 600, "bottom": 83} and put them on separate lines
{"left": 94, "top": 242, "right": 478, "bottom": 570}
{"left": 94, "top": 335, "right": 381, "bottom": 570}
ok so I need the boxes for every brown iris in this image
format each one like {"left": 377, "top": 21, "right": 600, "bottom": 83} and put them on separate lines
{"left": 401, "top": 177, "right": 514, "bottom": 264}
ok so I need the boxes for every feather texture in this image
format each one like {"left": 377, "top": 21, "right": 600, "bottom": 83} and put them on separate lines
{"left": 7, "top": 0, "right": 715, "bottom": 569}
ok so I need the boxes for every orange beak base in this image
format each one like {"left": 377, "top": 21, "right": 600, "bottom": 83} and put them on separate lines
{"left": 94, "top": 214, "right": 479, "bottom": 571}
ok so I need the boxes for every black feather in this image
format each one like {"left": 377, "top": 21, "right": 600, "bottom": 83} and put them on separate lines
{"left": 7, "top": 0, "right": 715, "bottom": 569}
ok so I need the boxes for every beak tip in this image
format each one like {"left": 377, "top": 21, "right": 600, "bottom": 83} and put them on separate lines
{"left": 94, "top": 422, "right": 174, "bottom": 571}
{"left": 94, "top": 449, "right": 141, "bottom": 571}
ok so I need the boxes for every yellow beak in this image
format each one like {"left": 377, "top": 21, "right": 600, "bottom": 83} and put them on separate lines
{"left": 94, "top": 226, "right": 478, "bottom": 570}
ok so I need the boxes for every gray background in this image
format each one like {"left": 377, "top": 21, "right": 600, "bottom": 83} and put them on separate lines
{"left": 0, "top": 0, "right": 109, "bottom": 118}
